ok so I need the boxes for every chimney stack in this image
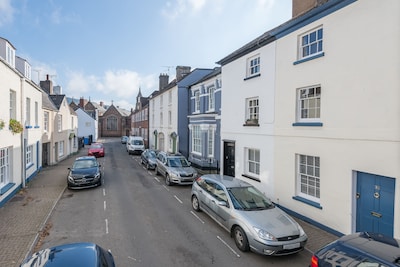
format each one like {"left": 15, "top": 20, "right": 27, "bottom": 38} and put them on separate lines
{"left": 292, "top": 0, "right": 329, "bottom": 18}
{"left": 176, "top": 66, "right": 191, "bottom": 82}
{"left": 39, "top": 74, "right": 54, "bottom": 94}
{"left": 79, "top": 97, "right": 85, "bottom": 108}
{"left": 159, "top": 73, "right": 169, "bottom": 91}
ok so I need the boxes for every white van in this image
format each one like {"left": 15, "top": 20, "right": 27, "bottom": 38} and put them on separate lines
{"left": 126, "top": 136, "right": 145, "bottom": 155}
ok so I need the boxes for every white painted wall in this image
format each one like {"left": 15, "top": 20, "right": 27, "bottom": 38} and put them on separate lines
{"left": 274, "top": 0, "right": 400, "bottom": 236}
{"left": 220, "top": 42, "right": 277, "bottom": 197}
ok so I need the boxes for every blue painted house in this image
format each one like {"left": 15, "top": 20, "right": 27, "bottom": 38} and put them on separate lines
{"left": 188, "top": 67, "right": 222, "bottom": 171}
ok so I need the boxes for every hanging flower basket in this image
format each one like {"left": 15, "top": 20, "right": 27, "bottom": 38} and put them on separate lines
{"left": 0, "top": 119, "right": 4, "bottom": 130}
{"left": 9, "top": 119, "right": 23, "bottom": 134}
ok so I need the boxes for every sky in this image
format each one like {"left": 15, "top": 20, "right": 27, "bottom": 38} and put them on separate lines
{"left": 0, "top": 0, "right": 292, "bottom": 110}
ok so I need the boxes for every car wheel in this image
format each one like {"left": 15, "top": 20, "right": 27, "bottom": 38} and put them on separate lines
{"left": 233, "top": 226, "right": 250, "bottom": 252}
{"left": 191, "top": 195, "right": 200, "bottom": 211}
{"left": 155, "top": 166, "right": 159, "bottom": 175}
{"left": 146, "top": 162, "right": 150, "bottom": 170}
{"left": 165, "top": 174, "right": 172, "bottom": 186}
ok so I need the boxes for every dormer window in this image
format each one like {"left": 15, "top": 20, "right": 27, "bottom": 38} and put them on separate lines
{"left": 6, "top": 43, "right": 15, "bottom": 68}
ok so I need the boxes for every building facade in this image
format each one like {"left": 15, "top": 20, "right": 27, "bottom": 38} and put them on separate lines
{"left": 188, "top": 67, "right": 222, "bottom": 171}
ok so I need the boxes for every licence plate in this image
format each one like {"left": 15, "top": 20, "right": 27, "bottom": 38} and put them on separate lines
{"left": 283, "top": 243, "right": 300, "bottom": 250}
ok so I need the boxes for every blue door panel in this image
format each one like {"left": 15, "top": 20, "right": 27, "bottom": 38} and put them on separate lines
{"left": 356, "top": 172, "right": 395, "bottom": 237}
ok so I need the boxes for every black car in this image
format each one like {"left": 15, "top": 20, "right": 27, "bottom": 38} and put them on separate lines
{"left": 310, "top": 232, "right": 400, "bottom": 267}
{"left": 20, "top": 242, "right": 115, "bottom": 266}
{"left": 140, "top": 149, "right": 157, "bottom": 170}
{"left": 67, "top": 156, "right": 102, "bottom": 189}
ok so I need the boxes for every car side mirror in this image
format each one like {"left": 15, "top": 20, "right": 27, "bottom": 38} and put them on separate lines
{"left": 217, "top": 201, "right": 228, "bottom": 207}
{"left": 68, "top": 167, "right": 71, "bottom": 170}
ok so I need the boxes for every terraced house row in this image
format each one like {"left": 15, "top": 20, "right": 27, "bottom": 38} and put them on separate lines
{"left": 1, "top": 0, "right": 399, "bottom": 240}
{"left": 0, "top": 37, "right": 79, "bottom": 207}
{"left": 142, "top": 0, "right": 400, "bottom": 238}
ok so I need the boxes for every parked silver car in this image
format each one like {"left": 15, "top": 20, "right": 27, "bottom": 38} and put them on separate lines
{"left": 155, "top": 152, "right": 198, "bottom": 186}
{"left": 191, "top": 174, "right": 308, "bottom": 256}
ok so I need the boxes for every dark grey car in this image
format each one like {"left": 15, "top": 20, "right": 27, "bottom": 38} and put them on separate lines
{"left": 67, "top": 156, "right": 102, "bottom": 189}
{"left": 191, "top": 174, "right": 308, "bottom": 256}
{"left": 140, "top": 149, "right": 157, "bottom": 170}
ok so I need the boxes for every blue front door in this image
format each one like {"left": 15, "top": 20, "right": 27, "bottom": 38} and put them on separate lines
{"left": 356, "top": 171, "right": 395, "bottom": 236}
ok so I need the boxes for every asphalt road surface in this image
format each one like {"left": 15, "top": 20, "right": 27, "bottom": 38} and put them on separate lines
{"left": 39, "top": 138, "right": 312, "bottom": 266}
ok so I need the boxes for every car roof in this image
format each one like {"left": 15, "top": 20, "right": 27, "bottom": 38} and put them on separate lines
{"left": 20, "top": 242, "right": 112, "bottom": 267}
{"left": 200, "top": 174, "right": 252, "bottom": 188}
{"left": 75, "top": 156, "right": 97, "bottom": 161}
{"left": 321, "top": 232, "right": 400, "bottom": 265}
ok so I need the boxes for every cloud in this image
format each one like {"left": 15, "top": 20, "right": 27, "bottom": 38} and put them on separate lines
{"left": 64, "top": 69, "right": 159, "bottom": 110}
{"left": 0, "top": 0, "right": 14, "bottom": 27}
{"left": 161, "top": 0, "right": 208, "bottom": 20}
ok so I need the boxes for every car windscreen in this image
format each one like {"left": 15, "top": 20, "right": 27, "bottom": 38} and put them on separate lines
{"left": 73, "top": 160, "right": 97, "bottom": 169}
{"left": 227, "top": 186, "right": 274, "bottom": 211}
{"left": 133, "top": 140, "right": 143, "bottom": 145}
{"left": 90, "top": 144, "right": 103, "bottom": 149}
{"left": 148, "top": 151, "right": 157, "bottom": 158}
{"left": 168, "top": 157, "right": 189, "bottom": 167}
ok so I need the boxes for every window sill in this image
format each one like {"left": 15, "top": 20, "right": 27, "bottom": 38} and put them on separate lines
{"left": 293, "top": 52, "right": 325, "bottom": 65}
{"left": 25, "top": 125, "right": 33, "bottom": 129}
{"left": 292, "top": 196, "right": 322, "bottom": 209}
{"left": 242, "top": 174, "right": 260, "bottom": 182}
{"left": 292, "top": 122, "right": 323, "bottom": 127}
{"left": 243, "top": 120, "right": 259, "bottom": 127}
{"left": 0, "top": 183, "right": 15, "bottom": 195}
{"left": 26, "top": 163, "right": 34, "bottom": 170}
{"left": 243, "top": 73, "right": 261, "bottom": 81}
{"left": 34, "top": 126, "right": 40, "bottom": 128}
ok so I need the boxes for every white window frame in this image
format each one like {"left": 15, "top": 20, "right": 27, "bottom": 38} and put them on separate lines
{"left": 58, "top": 114, "right": 62, "bottom": 132}
{"left": 207, "top": 86, "right": 215, "bottom": 112}
{"left": 207, "top": 128, "right": 214, "bottom": 157}
{"left": 44, "top": 112, "right": 49, "bottom": 132}
{"left": 26, "top": 145, "right": 33, "bottom": 167}
{"left": 59, "top": 141, "right": 64, "bottom": 157}
{"left": 297, "top": 85, "right": 321, "bottom": 122}
{"left": 26, "top": 97, "right": 31, "bottom": 126}
{"left": 10, "top": 90, "right": 16, "bottom": 120}
{"left": 299, "top": 26, "right": 323, "bottom": 60}
{"left": 192, "top": 125, "right": 201, "bottom": 154}
{"left": 247, "top": 55, "right": 260, "bottom": 77}
{"left": 246, "top": 97, "right": 259, "bottom": 121}
{"left": 168, "top": 111, "right": 171, "bottom": 126}
{"left": 0, "top": 147, "right": 10, "bottom": 187}
{"left": 194, "top": 90, "right": 200, "bottom": 113}
{"left": 245, "top": 148, "right": 260, "bottom": 177}
{"left": 6, "top": 43, "right": 15, "bottom": 67}
{"left": 296, "top": 154, "right": 320, "bottom": 203}
{"left": 35, "top": 101, "right": 38, "bottom": 126}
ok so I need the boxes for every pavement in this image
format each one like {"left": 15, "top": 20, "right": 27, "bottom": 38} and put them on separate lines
{"left": 0, "top": 146, "right": 339, "bottom": 267}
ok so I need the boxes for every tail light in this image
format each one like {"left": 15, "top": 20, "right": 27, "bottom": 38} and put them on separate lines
{"left": 310, "top": 255, "right": 319, "bottom": 267}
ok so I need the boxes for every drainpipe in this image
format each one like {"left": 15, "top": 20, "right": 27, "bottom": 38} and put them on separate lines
{"left": 20, "top": 77, "right": 26, "bottom": 188}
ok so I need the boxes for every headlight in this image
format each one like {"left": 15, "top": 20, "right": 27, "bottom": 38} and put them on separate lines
{"left": 169, "top": 170, "right": 179, "bottom": 178}
{"left": 253, "top": 227, "right": 277, "bottom": 241}
{"left": 67, "top": 174, "right": 74, "bottom": 182}
{"left": 94, "top": 172, "right": 101, "bottom": 179}
{"left": 298, "top": 225, "right": 306, "bottom": 237}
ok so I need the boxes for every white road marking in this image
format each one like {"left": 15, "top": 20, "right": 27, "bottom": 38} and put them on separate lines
{"left": 104, "top": 201, "right": 107, "bottom": 211}
{"left": 154, "top": 177, "right": 160, "bottom": 183}
{"left": 190, "top": 211, "right": 205, "bottom": 224}
{"left": 105, "top": 219, "right": 109, "bottom": 234}
{"left": 162, "top": 185, "right": 170, "bottom": 191}
{"left": 217, "top": 236, "right": 241, "bottom": 258}
{"left": 174, "top": 195, "right": 183, "bottom": 204}
{"left": 103, "top": 189, "right": 106, "bottom": 196}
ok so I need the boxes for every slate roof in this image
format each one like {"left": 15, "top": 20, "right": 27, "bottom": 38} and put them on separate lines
{"left": 49, "top": 95, "right": 66, "bottom": 109}
{"left": 42, "top": 92, "right": 58, "bottom": 111}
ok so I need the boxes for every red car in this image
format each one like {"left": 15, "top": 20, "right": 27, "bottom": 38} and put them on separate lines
{"left": 88, "top": 143, "right": 105, "bottom": 157}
